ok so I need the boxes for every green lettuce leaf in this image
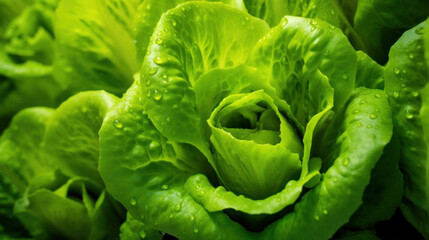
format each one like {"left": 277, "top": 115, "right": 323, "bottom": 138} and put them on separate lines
{"left": 141, "top": 2, "right": 269, "bottom": 163}
{"left": 384, "top": 20, "right": 429, "bottom": 239}
{"left": 54, "top": 0, "right": 141, "bottom": 96}
{"left": 353, "top": 0, "right": 429, "bottom": 63}
{"left": 41, "top": 91, "right": 118, "bottom": 186}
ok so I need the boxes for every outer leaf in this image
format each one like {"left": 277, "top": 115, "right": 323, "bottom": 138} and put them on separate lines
{"left": 119, "top": 212, "right": 163, "bottom": 240}
{"left": 134, "top": 0, "right": 246, "bottom": 62}
{"left": 99, "top": 80, "right": 255, "bottom": 240}
{"left": 14, "top": 178, "right": 122, "bottom": 240}
{"left": 0, "top": 0, "right": 60, "bottom": 121}
{"left": 348, "top": 134, "right": 404, "bottom": 229}
{"left": 41, "top": 91, "right": 118, "bottom": 186}
{"left": 54, "top": 0, "right": 140, "bottom": 96}
{"left": 0, "top": 107, "right": 54, "bottom": 192}
{"left": 384, "top": 20, "right": 429, "bottom": 239}
{"left": 243, "top": 0, "right": 340, "bottom": 27}
{"left": 354, "top": 0, "right": 429, "bottom": 63}
{"left": 141, "top": 2, "right": 269, "bottom": 161}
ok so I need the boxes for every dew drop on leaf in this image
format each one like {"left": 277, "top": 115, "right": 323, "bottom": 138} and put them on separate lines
{"left": 393, "top": 92, "right": 399, "bottom": 98}
{"left": 155, "top": 38, "right": 163, "bottom": 45}
{"left": 140, "top": 229, "right": 146, "bottom": 238}
{"left": 130, "top": 197, "right": 137, "bottom": 206}
{"left": 153, "top": 90, "right": 163, "bottom": 101}
{"left": 148, "top": 67, "right": 158, "bottom": 75}
{"left": 343, "top": 158, "right": 350, "bottom": 166}
{"left": 394, "top": 67, "right": 400, "bottom": 75}
{"left": 114, "top": 120, "right": 123, "bottom": 129}
{"left": 175, "top": 204, "right": 181, "bottom": 211}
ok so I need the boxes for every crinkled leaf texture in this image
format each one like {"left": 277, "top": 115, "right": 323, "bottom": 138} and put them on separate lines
{"left": 100, "top": 2, "right": 394, "bottom": 239}
{"left": 54, "top": 0, "right": 141, "bottom": 96}
{"left": 385, "top": 20, "right": 429, "bottom": 239}
{"left": 0, "top": 91, "right": 124, "bottom": 240}
{"left": 0, "top": 0, "right": 61, "bottom": 123}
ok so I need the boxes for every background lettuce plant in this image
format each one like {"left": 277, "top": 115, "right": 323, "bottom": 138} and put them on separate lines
{"left": 0, "top": 0, "right": 428, "bottom": 239}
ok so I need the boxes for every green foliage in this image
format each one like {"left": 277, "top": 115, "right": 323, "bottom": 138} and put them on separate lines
{"left": 1, "top": 0, "right": 429, "bottom": 239}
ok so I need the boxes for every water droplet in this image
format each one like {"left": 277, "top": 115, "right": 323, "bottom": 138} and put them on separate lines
{"left": 357, "top": 123, "right": 363, "bottom": 128}
{"left": 161, "top": 184, "right": 169, "bottom": 190}
{"left": 139, "top": 229, "right": 146, "bottom": 238}
{"left": 195, "top": 185, "right": 200, "bottom": 189}
{"left": 153, "top": 90, "right": 163, "bottom": 101}
{"left": 394, "top": 67, "right": 400, "bottom": 75}
{"left": 329, "top": 25, "right": 335, "bottom": 30}
{"left": 330, "top": 9, "right": 335, "bottom": 15}
{"left": 323, "top": 208, "right": 328, "bottom": 215}
{"left": 145, "top": 79, "right": 151, "bottom": 86}
{"left": 198, "top": 190, "right": 205, "bottom": 197}
{"left": 154, "top": 56, "right": 167, "bottom": 65}
{"left": 375, "top": 93, "right": 382, "bottom": 98}
{"left": 333, "top": 178, "right": 338, "bottom": 182}
{"left": 393, "top": 91, "right": 399, "bottom": 98}
{"left": 311, "top": 26, "right": 316, "bottom": 31}
{"left": 155, "top": 38, "right": 163, "bottom": 45}
{"left": 146, "top": 90, "right": 151, "bottom": 98}
{"left": 366, "top": 124, "right": 373, "bottom": 129}
{"left": 190, "top": 216, "right": 195, "bottom": 221}
{"left": 406, "top": 131, "right": 416, "bottom": 138}
{"left": 405, "top": 112, "right": 414, "bottom": 119}
{"left": 342, "top": 74, "right": 348, "bottom": 80}
{"left": 175, "top": 204, "right": 181, "bottom": 211}
{"left": 359, "top": 100, "right": 367, "bottom": 105}
{"left": 130, "top": 197, "right": 137, "bottom": 206}
{"left": 171, "top": 19, "right": 177, "bottom": 26}
{"left": 353, "top": 109, "right": 359, "bottom": 114}
{"left": 343, "top": 158, "right": 350, "bottom": 166}
{"left": 370, "top": 113, "right": 377, "bottom": 119}
{"left": 409, "top": 53, "right": 414, "bottom": 59}
{"left": 148, "top": 67, "right": 158, "bottom": 75}
{"left": 194, "top": 228, "right": 199, "bottom": 233}
{"left": 314, "top": 215, "right": 320, "bottom": 221}
{"left": 162, "top": 73, "right": 168, "bottom": 79}
{"left": 169, "top": 213, "right": 174, "bottom": 219}
{"left": 412, "top": 91, "right": 419, "bottom": 97}
{"left": 114, "top": 120, "right": 123, "bottom": 129}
